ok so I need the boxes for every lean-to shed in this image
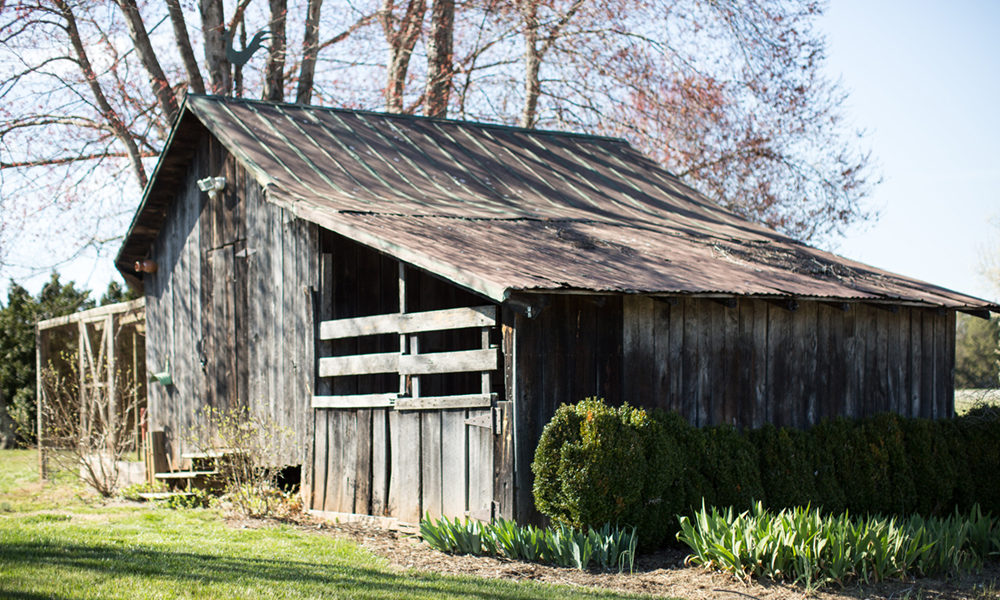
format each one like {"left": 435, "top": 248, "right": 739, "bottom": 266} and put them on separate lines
{"left": 117, "top": 95, "right": 999, "bottom": 526}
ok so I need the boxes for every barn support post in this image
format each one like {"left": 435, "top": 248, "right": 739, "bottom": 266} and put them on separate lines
{"left": 105, "top": 314, "right": 116, "bottom": 454}
{"left": 36, "top": 325, "right": 46, "bottom": 480}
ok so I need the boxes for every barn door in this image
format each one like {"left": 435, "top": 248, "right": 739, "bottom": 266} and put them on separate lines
{"left": 202, "top": 247, "right": 238, "bottom": 412}
{"left": 309, "top": 278, "right": 512, "bottom": 524}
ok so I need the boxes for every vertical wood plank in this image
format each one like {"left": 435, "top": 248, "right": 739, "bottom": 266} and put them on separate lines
{"left": 393, "top": 411, "right": 422, "bottom": 524}
{"left": 420, "top": 410, "right": 443, "bottom": 519}
{"left": 720, "top": 300, "right": 739, "bottom": 426}
{"left": 874, "top": 308, "right": 889, "bottom": 414}
{"left": 323, "top": 410, "right": 339, "bottom": 512}
{"left": 441, "top": 409, "right": 467, "bottom": 518}
{"left": 909, "top": 309, "right": 922, "bottom": 418}
{"left": 944, "top": 311, "right": 955, "bottom": 417}
{"left": 921, "top": 309, "right": 935, "bottom": 418}
{"left": 493, "top": 401, "right": 514, "bottom": 520}
{"left": 371, "top": 408, "right": 388, "bottom": 516}
{"left": 311, "top": 409, "right": 328, "bottom": 510}
{"left": 354, "top": 408, "right": 372, "bottom": 515}
{"left": 798, "top": 302, "right": 817, "bottom": 428}
{"left": 681, "top": 299, "right": 699, "bottom": 425}
{"left": 668, "top": 298, "right": 685, "bottom": 416}
{"left": 652, "top": 298, "right": 671, "bottom": 410}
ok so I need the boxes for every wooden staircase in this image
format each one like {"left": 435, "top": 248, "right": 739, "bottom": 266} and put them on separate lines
{"left": 139, "top": 433, "right": 235, "bottom": 500}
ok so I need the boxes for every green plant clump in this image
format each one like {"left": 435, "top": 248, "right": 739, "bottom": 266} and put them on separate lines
{"left": 676, "top": 502, "right": 1000, "bottom": 589}
{"left": 419, "top": 514, "right": 637, "bottom": 572}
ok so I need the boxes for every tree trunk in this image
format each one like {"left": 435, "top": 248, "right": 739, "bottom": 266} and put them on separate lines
{"left": 116, "top": 0, "right": 178, "bottom": 121}
{"left": 381, "top": 0, "right": 426, "bottom": 113}
{"left": 295, "top": 0, "right": 323, "bottom": 104}
{"left": 518, "top": 1, "right": 540, "bottom": 128}
{"left": 518, "top": 0, "right": 584, "bottom": 128}
{"left": 164, "top": 0, "right": 205, "bottom": 95}
{"left": 199, "top": 0, "right": 231, "bottom": 95}
{"left": 263, "top": 0, "right": 287, "bottom": 102}
{"left": 56, "top": 0, "right": 147, "bottom": 188}
{"left": 424, "top": 0, "right": 454, "bottom": 118}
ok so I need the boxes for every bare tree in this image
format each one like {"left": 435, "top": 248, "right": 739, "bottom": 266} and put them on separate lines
{"left": 263, "top": 0, "right": 287, "bottom": 102}
{"left": 295, "top": 0, "right": 323, "bottom": 104}
{"left": 0, "top": 0, "right": 877, "bottom": 280}
{"left": 379, "top": 0, "right": 426, "bottom": 113}
{"left": 424, "top": 0, "right": 454, "bottom": 117}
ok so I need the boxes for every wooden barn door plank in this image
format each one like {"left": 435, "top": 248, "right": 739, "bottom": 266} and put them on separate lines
{"left": 420, "top": 411, "right": 443, "bottom": 519}
{"left": 440, "top": 409, "right": 467, "bottom": 519}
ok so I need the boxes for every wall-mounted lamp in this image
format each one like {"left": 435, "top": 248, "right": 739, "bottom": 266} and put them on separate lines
{"left": 134, "top": 259, "right": 158, "bottom": 273}
{"left": 196, "top": 176, "right": 227, "bottom": 200}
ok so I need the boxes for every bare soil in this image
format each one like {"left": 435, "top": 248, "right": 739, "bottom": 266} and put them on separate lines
{"left": 284, "top": 517, "right": 1000, "bottom": 600}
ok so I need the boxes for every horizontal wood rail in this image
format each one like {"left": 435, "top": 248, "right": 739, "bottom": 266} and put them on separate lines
{"left": 319, "top": 305, "right": 496, "bottom": 340}
{"left": 398, "top": 348, "right": 497, "bottom": 375}
{"left": 394, "top": 393, "right": 495, "bottom": 411}
{"left": 318, "top": 352, "right": 398, "bottom": 377}
{"left": 311, "top": 393, "right": 397, "bottom": 409}
{"left": 311, "top": 393, "right": 496, "bottom": 410}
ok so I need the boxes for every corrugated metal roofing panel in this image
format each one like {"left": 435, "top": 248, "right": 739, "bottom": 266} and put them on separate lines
{"left": 116, "top": 95, "right": 999, "bottom": 312}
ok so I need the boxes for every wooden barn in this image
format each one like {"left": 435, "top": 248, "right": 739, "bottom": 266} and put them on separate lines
{"left": 116, "top": 95, "right": 998, "bottom": 526}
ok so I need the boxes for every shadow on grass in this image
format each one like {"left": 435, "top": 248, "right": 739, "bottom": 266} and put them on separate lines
{"left": 0, "top": 540, "right": 623, "bottom": 600}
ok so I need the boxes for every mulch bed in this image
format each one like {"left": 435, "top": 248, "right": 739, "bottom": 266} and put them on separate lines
{"left": 272, "top": 516, "right": 1000, "bottom": 600}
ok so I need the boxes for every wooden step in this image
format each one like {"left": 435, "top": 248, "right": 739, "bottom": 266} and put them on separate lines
{"left": 181, "top": 449, "right": 236, "bottom": 460}
{"left": 154, "top": 470, "right": 219, "bottom": 479}
{"left": 136, "top": 491, "right": 194, "bottom": 501}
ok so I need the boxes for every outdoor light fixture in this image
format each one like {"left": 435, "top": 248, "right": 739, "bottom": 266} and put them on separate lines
{"left": 196, "top": 176, "right": 226, "bottom": 200}
{"left": 134, "top": 259, "right": 158, "bottom": 273}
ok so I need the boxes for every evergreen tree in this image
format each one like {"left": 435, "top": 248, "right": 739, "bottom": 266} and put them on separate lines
{"left": 0, "top": 274, "right": 92, "bottom": 445}
{"left": 955, "top": 313, "right": 1000, "bottom": 389}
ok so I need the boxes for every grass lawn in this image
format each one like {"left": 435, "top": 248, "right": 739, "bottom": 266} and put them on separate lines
{"left": 0, "top": 450, "right": 652, "bottom": 599}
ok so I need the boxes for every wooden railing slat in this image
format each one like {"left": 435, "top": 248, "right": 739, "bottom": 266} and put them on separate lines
{"left": 394, "top": 393, "right": 495, "bottom": 411}
{"left": 312, "top": 394, "right": 397, "bottom": 409}
{"left": 398, "top": 348, "right": 497, "bottom": 375}
{"left": 318, "top": 352, "right": 399, "bottom": 377}
{"left": 319, "top": 305, "right": 496, "bottom": 340}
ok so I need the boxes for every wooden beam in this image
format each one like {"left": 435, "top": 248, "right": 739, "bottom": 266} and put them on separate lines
{"left": 394, "top": 393, "right": 495, "bottom": 411}
{"left": 318, "top": 352, "right": 399, "bottom": 377}
{"left": 958, "top": 308, "right": 992, "bottom": 320}
{"left": 318, "top": 305, "right": 496, "bottom": 340}
{"left": 398, "top": 348, "right": 498, "bottom": 376}
{"left": 311, "top": 394, "right": 397, "bottom": 409}
{"left": 36, "top": 298, "right": 145, "bottom": 331}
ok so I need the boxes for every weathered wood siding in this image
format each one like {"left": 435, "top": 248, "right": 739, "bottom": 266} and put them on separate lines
{"left": 145, "top": 134, "right": 317, "bottom": 467}
{"left": 508, "top": 293, "right": 956, "bottom": 522}
{"left": 309, "top": 234, "right": 509, "bottom": 523}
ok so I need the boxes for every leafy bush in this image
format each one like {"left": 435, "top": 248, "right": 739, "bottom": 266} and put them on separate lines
{"left": 185, "top": 407, "right": 294, "bottom": 518}
{"left": 531, "top": 398, "right": 675, "bottom": 547}
{"left": 750, "top": 424, "right": 816, "bottom": 509}
{"left": 676, "top": 502, "right": 1000, "bottom": 589}
{"left": 419, "top": 514, "right": 637, "bottom": 572}
{"left": 532, "top": 398, "right": 1000, "bottom": 548}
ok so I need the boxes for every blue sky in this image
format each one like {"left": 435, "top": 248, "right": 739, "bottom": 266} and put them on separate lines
{"left": 825, "top": 0, "right": 1000, "bottom": 302}
{"left": 7, "top": 1, "right": 1000, "bottom": 303}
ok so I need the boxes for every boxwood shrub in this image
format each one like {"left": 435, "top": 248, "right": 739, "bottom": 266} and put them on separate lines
{"left": 532, "top": 398, "right": 1000, "bottom": 549}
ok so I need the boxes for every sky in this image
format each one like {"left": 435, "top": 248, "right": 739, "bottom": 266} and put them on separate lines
{"left": 824, "top": 0, "right": 1000, "bottom": 302}
{"left": 5, "top": 0, "right": 1000, "bottom": 303}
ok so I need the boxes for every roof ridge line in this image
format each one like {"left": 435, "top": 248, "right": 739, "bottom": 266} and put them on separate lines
{"left": 186, "top": 93, "right": 630, "bottom": 144}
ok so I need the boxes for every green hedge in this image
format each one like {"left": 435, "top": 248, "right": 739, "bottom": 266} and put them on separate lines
{"left": 531, "top": 399, "right": 1000, "bottom": 548}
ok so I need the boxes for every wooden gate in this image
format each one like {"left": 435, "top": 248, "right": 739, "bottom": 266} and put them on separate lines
{"left": 309, "top": 268, "right": 512, "bottom": 525}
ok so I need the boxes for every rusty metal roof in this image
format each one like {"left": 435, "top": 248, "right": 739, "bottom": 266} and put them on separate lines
{"left": 117, "top": 95, "right": 998, "bottom": 312}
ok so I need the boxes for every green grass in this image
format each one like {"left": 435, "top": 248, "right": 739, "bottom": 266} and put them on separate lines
{"left": 0, "top": 449, "right": 651, "bottom": 599}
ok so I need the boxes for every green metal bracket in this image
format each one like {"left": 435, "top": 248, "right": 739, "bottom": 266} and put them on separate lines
{"left": 149, "top": 358, "right": 173, "bottom": 386}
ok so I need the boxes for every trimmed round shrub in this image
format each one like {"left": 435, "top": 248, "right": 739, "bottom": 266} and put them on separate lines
{"left": 531, "top": 398, "right": 679, "bottom": 547}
